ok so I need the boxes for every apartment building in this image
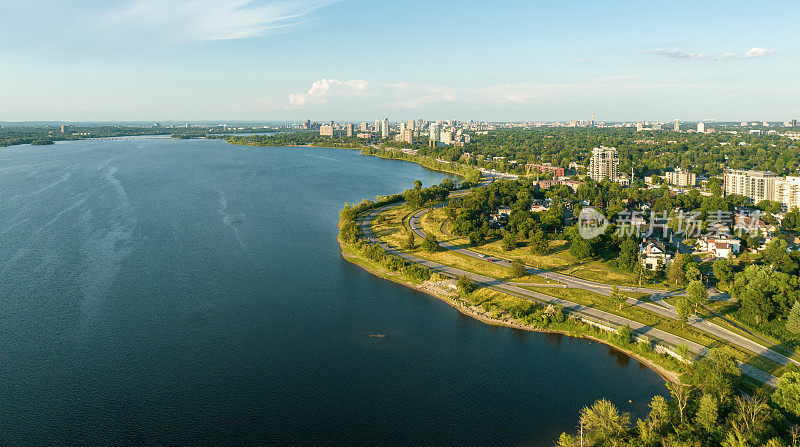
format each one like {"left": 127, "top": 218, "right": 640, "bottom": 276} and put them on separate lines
{"left": 665, "top": 168, "right": 697, "bottom": 187}
{"left": 724, "top": 169, "right": 800, "bottom": 210}
{"left": 588, "top": 146, "right": 619, "bottom": 181}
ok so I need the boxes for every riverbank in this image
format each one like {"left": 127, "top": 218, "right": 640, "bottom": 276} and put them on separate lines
{"left": 338, "top": 236, "right": 682, "bottom": 385}
{"left": 220, "top": 137, "right": 482, "bottom": 183}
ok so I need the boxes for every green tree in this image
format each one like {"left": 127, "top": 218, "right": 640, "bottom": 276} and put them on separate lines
{"left": 403, "top": 231, "right": 416, "bottom": 250}
{"left": 618, "top": 238, "right": 639, "bottom": 271}
{"left": 774, "top": 369, "right": 800, "bottom": 417}
{"left": 529, "top": 230, "right": 549, "bottom": 255}
{"left": 579, "top": 398, "right": 630, "bottom": 444}
{"left": 510, "top": 259, "right": 526, "bottom": 277}
{"left": 422, "top": 233, "right": 439, "bottom": 253}
{"left": 501, "top": 233, "right": 516, "bottom": 251}
{"left": 675, "top": 296, "right": 691, "bottom": 327}
{"left": 456, "top": 274, "right": 474, "bottom": 295}
{"left": 617, "top": 324, "right": 632, "bottom": 344}
{"left": 569, "top": 238, "right": 593, "bottom": 260}
{"left": 695, "top": 394, "right": 719, "bottom": 433}
{"left": 789, "top": 302, "right": 800, "bottom": 334}
{"left": 687, "top": 280, "right": 708, "bottom": 303}
{"left": 668, "top": 253, "right": 693, "bottom": 285}
{"left": 611, "top": 285, "right": 626, "bottom": 310}
{"left": 713, "top": 257, "right": 734, "bottom": 286}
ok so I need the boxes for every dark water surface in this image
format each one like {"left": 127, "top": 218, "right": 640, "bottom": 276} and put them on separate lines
{"left": 0, "top": 139, "right": 666, "bottom": 446}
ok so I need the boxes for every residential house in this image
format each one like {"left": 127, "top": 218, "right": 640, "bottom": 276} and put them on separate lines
{"left": 640, "top": 239, "right": 672, "bottom": 271}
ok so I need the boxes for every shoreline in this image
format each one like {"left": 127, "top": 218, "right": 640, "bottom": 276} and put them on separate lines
{"left": 339, "top": 239, "right": 680, "bottom": 385}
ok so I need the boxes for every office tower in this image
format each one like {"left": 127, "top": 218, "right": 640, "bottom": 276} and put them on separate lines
{"left": 375, "top": 120, "right": 380, "bottom": 132}
{"left": 304, "top": 119, "right": 311, "bottom": 130}
{"left": 588, "top": 146, "right": 619, "bottom": 181}
{"left": 346, "top": 123, "right": 354, "bottom": 137}
{"left": 697, "top": 122, "right": 705, "bottom": 133}
{"left": 381, "top": 118, "right": 389, "bottom": 139}
{"left": 360, "top": 122, "right": 369, "bottom": 132}
{"left": 407, "top": 120, "right": 415, "bottom": 132}
{"left": 319, "top": 124, "right": 334, "bottom": 137}
{"left": 792, "top": 119, "right": 798, "bottom": 127}
{"left": 636, "top": 121, "right": 643, "bottom": 132}
{"left": 674, "top": 119, "right": 680, "bottom": 131}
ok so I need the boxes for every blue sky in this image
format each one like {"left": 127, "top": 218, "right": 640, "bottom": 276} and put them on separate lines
{"left": 1, "top": 0, "right": 798, "bottom": 122}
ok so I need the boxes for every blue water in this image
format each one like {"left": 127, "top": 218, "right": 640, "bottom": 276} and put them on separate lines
{"left": 0, "top": 138, "right": 666, "bottom": 446}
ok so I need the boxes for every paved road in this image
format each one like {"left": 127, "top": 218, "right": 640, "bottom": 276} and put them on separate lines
{"left": 407, "top": 207, "right": 798, "bottom": 372}
{"left": 360, "top": 205, "right": 781, "bottom": 386}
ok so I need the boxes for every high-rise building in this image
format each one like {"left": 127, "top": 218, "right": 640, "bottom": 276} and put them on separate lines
{"left": 360, "top": 122, "right": 369, "bottom": 132}
{"left": 345, "top": 123, "right": 354, "bottom": 137}
{"left": 792, "top": 119, "right": 798, "bottom": 127}
{"left": 665, "top": 168, "right": 696, "bottom": 187}
{"left": 304, "top": 119, "right": 311, "bottom": 130}
{"left": 775, "top": 177, "right": 800, "bottom": 210}
{"left": 374, "top": 120, "right": 380, "bottom": 132}
{"left": 440, "top": 131, "right": 453, "bottom": 145}
{"left": 401, "top": 128, "right": 413, "bottom": 144}
{"left": 723, "top": 169, "right": 778, "bottom": 203}
{"left": 319, "top": 124, "right": 334, "bottom": 137}
{"left": 724, "top": 169, "right": 800, "bottom": 210}
{"left": 399, "top": 122, "right": 406, "bottom": 137}
{"left": 381, "top": 118, "right": 389, "bottom": 139}
{"left": 429, "top": 122, "right": 440, "bottom": 142}
{"left": 674, "top": 119, "right": 680, "bottom": 132}
{"left": 697, "top": 122, "right": 705, "bottom": 133}
{"left": 636, "top": 121, "right": 644, "bottom": 132}
{"left": 407, "top": 120, "right": 415, "bottom": 132}
{"left": 588, "top": 146, "right": 619, "bottom": 181}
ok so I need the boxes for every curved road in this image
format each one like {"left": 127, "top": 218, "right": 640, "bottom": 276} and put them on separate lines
{"left": 408, "top": 208, "right": 797, "bottom": 371}
{"left": 360, "top": 199, "right": 791, "bottom": 387}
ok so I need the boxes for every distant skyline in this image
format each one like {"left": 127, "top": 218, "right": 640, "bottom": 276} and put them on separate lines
{"left": 1, "top": 0, "right": 799, "bottom": 122}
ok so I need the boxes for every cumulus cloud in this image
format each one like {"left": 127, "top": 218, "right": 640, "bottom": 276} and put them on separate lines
{"left": 282, "top": 76, "right": 636, "bottom": 112}
{"left": 106, "top": 0, "right": 340, "bottom": 42}
{"left": 647, "top": 47, "right": 776, "bottom": 61}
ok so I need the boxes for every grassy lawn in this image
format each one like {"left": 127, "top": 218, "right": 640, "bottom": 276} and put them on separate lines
{"left": 372, "top": 206, "right": 553, "bottom": 285}
{"left": 371, "top": 205, "right": 784, "bottom": 378}
{"left": 424, "top": 207, "right": 668, "bottom": 289}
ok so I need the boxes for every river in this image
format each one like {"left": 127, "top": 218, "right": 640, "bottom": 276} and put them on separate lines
{"left": 0, "top": 138, "right": 666, "bottom": 446}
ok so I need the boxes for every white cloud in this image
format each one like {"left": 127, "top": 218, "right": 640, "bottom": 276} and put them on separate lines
{"left": 282, "top": 76, "right": 637, "bottom": 112}
{"left": 647, "top": 47, "right": 776, "bottom": 61}
{"left": 105, "top": 0, "right": 339, "bottom": 42}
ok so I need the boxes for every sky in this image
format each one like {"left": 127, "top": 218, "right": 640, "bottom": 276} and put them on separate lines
{"left": 1, "top": 0, "right": 798, "bottom": 122}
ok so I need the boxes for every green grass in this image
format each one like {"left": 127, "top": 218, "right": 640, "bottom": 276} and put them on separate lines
{"left": 528, "top": 287, "right": 785, "bottom": 376}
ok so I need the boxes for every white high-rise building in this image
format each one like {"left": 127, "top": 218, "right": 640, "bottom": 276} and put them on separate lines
{"left": 381, "top": 118, "right": 389, "bottom": 139}
{"left": 374, "top": 120, "right": 380, "bottom": 132}
{"left": 775, "top": 177, "right": 800, "bottom": 210}
{"left": 724, "top": 169, "right": 778, "bottom": 203}
{"left": 674, "top": 119, "right": 680, "bottom": 131}
{"left": 724, "top": 169, "right": 800, "bottom": 210}
{"left": 636, "top": 121, "right": 644, "bottom": 132}
{"left": 588, "top": 146, "right": 619, "bottom": 181}
{"left": 429, "top": 122, "right": 440, "bottom": 142}
{"left": 697, "top": 122, "right": 705, "bottom": 133}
